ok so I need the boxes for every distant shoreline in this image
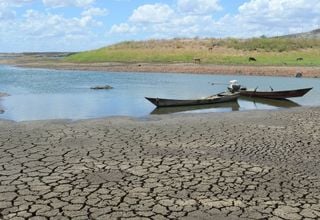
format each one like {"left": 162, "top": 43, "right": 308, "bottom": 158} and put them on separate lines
{"left": 1, "top": 57, "right": 320, "bottom": 78}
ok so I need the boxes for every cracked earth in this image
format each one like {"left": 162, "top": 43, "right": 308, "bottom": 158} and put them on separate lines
{"left": 0, "top": 107, "right": 320, "bottom": 220}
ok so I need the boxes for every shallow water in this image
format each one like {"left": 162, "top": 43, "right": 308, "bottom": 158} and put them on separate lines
{"left": 0, "top": 65, "right": 319, "bottom": 121}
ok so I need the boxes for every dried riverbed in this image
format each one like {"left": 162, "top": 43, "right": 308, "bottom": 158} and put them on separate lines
{"left": 0, "top": 107, "right": 320, "bottom": 219}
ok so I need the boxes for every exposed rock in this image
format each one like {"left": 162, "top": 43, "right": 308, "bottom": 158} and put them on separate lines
{"left": 90, "top": 85, "right": 113, "bottom": 90}
{"left": 0, "top": 92, "right": 9, "bottom": 97}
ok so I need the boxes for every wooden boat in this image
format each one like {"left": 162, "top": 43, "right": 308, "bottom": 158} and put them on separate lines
{"left": 239, "top": 87, "right": 312, "bottom": 99}
{"left": 145, "top": 92, "right": 239, "bottom": 107}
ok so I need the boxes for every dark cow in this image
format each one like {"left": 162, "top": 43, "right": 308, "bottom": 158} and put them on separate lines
{"left": 248, "top": 57, "right": 257, "bottom": 62}
{"left": 193, "top": 58, "right": 201, "bottom": 64}
{"left": 295, "top": 72, "right": 303, "bottom": 78}
{"left": 296, "top": 57, "right": 303, "bottom": 61}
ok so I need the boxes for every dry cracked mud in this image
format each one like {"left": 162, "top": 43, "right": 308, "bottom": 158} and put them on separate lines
{"left": 0, "top": 107, "right": 320, "bottom": 220}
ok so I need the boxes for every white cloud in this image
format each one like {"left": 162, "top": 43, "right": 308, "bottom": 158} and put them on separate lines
{"left": 0, "top": 10, "right": 15, "bottom": 20}
{"left": 234, "top": 0, "right": 320, "bottom": 36}
{"left": 82, "top": 7, "right": 108, "bottom": 17}
{"left": 146, "top": 15, "right": 216, "bottom": 38}
{"left": 129, "top": 3, "right": 174, "bottom": 23}
{"left": 0, "top": 8, "right": 108, "bottom": 52}
{"left": 21, "top": 9, "right": 102, "bottom": 38}
{"left": 108, "top": 0, "right": 320, "bottom": 41}
{"left": 110, "top": 1, "right": 221, "bottom": 38}
{"left": 0, "top": 4, "right": 15, "bottom": 20}
{"left": 239, "top": 0, "right": 314, "bottom": 22}
{"left": 110, "top": 23, "right": 137, "bottom": 34}
{"left": 177, "top": 0, "right": 222, "bottom": 15}
{"left": 0, "top": 0, "right": 110, "bottom": 52}
{"left": 0, "top": 0, "right": 34, "bottom": 6}
{"left": 0, "top": 0, "right": 96, "bottom": 8}
{"left": 42, "top": 0, "right": 95, "bottom": 8}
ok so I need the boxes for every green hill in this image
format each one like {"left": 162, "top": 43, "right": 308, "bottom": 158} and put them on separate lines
{"left": 65, "top": 35, "right": 320, "bottom": 66}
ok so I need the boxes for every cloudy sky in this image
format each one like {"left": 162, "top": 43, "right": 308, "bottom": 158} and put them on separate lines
{"left": 0, "top": 0, "right": 319, "bottom": 52}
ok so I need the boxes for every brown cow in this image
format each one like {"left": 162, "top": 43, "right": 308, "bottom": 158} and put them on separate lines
{"left": 193, "top": 58, "right": 201, "bottom": 64}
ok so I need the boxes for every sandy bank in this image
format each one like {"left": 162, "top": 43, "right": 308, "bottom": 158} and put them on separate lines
{"left": 1, "top": 107, "right": 320, "bottom": 219}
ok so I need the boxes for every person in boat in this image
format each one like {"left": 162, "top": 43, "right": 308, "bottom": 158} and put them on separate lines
{"left": 228, "top": 80, "right": 241, "bottom": 93}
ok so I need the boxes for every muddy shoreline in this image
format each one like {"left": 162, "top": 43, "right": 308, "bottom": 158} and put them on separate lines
{"left": 1, "top": 57, "right": 320, "bottom": 77}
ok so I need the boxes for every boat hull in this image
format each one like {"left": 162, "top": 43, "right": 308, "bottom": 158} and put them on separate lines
{"left": 239, "top": 88, "right": 312, "bottom": 99}
{"left": 145, "top": 93, "right": 239, "bottom": 107}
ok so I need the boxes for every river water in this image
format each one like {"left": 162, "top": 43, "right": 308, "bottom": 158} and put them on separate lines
{"left": 0, "top": 65, "right": 319, "bottom": 121}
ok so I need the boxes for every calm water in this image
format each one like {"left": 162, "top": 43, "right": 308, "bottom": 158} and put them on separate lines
{"left": 0, "top": 65, "right": 319, "bottom": 121}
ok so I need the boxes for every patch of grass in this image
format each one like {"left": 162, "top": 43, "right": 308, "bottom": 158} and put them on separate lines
{"left": 221, "top": 37, "right": 320, "bottom": 52}
{"left": 65, "top": 38, "right": 320, "bottom": 66}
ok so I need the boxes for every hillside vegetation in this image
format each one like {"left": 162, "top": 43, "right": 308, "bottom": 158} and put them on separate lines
{"left": 66, "top": 37, "right": 320, "bottom": 66}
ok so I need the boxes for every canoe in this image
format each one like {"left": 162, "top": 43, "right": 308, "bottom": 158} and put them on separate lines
{"left": 239, "top": 87, "right": 312, "bottom": 99}
{"left": 145, "top": 92, "right": 239, "bottom": 107}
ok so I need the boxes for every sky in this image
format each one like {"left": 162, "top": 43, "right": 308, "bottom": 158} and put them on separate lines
{"left": 0, "top": 0, "right": 319, "bottom": 52}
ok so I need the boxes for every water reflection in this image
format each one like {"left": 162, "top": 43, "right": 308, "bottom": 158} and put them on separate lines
{"left": 150, "top": 101, "right": 240, "bottom": 114}
{"left": 240, "top": 97, "right": 300, "bottom": 108}
{"left": 150, "top": 97, "right": 301, "bottom": 115}
{"left": 0, "top": 97, "right": 4, "bottom": 114}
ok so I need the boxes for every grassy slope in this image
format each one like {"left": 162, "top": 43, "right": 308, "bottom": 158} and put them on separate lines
{"left": 65, "top": 38, "right": 320, "bottom": 66}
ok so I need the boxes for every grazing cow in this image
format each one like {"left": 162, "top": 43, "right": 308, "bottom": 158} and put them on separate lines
{"left": 193, "top": 58, "right": 201, "bottom": 64}
{"left": 295, "top": 72, "right": 303, "bottom": 78}
{"left": 296, "top": 57, "right": 303, "bottom": 61}
{"left": 248, "top": 57, "right": 257, "bottom": 62}
{"left": 212, "top": 43, "right": 218, "bottom": 48}
{"left": 208, "top": 47, "right": 213, "bottom": 52}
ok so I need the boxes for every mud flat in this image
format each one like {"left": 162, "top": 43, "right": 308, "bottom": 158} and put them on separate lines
{"left": 0, "top": 107, "right": 320, "bottom": 219}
